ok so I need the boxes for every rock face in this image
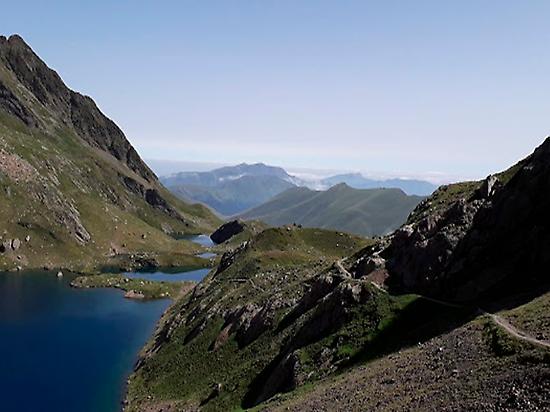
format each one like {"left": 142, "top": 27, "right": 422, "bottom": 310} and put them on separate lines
{"left": 210, "top": 220, "right": 245, "bottom": 244}
{"left": 0, "top": 78, "right": 36, "bottom": 127}
{"left": 121, "top": 175, "right": 185, "bottom": 222}
{"left": 351, "top": 137, "right": 550, "bottom": 301}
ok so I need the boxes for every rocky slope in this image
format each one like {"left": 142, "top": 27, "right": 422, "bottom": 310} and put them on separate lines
{"left": 349, "top": 137, "right": 549, "bottom": 302}
{"left": 0, "top": 35, "right": 220, "bottom": 272}
{"left": 125, "top": 139, "right": 549, "bottom": 411}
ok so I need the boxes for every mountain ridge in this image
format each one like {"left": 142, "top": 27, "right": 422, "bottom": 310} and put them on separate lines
{"left": 0, "top": 34, "right": 219, "bottom": 271}
{"left": 239, "top": 183, "right": 424, "bottom": 237}
{"left": 0, "top": 34, "right": 155, "bottom": 183}
{"left": 162, "top": 163, "right": 297, "bottom": 216}
{"left": 320, "top": 172, "right": 438, "bottom": 195}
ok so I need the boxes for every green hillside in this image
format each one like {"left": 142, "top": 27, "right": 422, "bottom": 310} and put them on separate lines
{"left": 239, "top": 183, "right": 424, "bottom": 236}
{"left": 0, "top": 35, "right": 220, "bottom": 272}
{"left": 125, "top": 226, "right": 373, "bottom": 411}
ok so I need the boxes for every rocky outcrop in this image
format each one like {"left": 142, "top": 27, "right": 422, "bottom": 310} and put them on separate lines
{"left": 121, "top": 175, "right": 185, "bottom": 223}
{"left": 244, "top": 279, "right": 372, "bottom": 407}
{"left": 384, "top": 195, "right": 488, "bottom": 295}
{"left": 124, "top": 290, "right": 146, "bottom": 299}
{"left": 366, "top": 137, "right": 550, "bottom": 301}
{"left": 210, "top": 220, "right": 246, "bottom": 244}
{"left": 1, "top": 238, "right": 23, "bottom": 253}
{"left": 214, "top": 240, "right": 249, "bottom": 276}
{"left": 247, "top": 352, "right": 302, "bottom": 406}
{"left": 288, "top": 281, "right": 371, "bottom": 351}
{"left": 209, "top": 303, "right": 275, "bottom": 350}
{"left": 0, "top": 79, "right": 36, "bottom": 127}
{"left": 278, "top": 273, "right": 344, "bottom": 331}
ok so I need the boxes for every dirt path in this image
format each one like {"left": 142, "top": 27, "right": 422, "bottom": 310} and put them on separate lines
{"left": 335, "top": 259, "right": 387, "bottom": 293}
{"left": 334, "top": 259, "right": 351, "bottom": 277}
{"left": 422, "top": 297, "right": 550, "bottom": 349}
{"left": 484, "top": 310, "right": 550, "bottom": 349}
{"left": 422, "top": 298, "right": 550, "bottom": 349}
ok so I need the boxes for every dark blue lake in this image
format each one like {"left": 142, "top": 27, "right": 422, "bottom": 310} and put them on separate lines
{"left": 0, "top": 271, "right": 170, "bottom": 412}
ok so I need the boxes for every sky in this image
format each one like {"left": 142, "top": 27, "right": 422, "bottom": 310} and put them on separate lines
{"left": 3, "top": 1, "right": 550, "bottom": 183}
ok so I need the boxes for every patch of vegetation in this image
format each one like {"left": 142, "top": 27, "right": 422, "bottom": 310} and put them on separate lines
{"left": 70, "top": 274, "right": 194, "bottom": 299}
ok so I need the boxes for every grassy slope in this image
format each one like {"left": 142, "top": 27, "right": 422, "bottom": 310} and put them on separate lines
{"left": 125, "top": 227, "right": 372, "bottom": 411}
{"left": 240, "top": 184, "right": 423, "bottom": 236}
{"left": 0, "top": 106, "right": 220, "bottom": 272}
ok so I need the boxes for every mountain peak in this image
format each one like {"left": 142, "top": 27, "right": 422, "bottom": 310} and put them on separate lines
{"left": 0, "top": 34, "right": 28, "bottom": 46}
{"left": 7, "top": 34, "right": 29, "bottom": 47}
{"left": 327, "top": 182, "right": 351, "bottom": 191}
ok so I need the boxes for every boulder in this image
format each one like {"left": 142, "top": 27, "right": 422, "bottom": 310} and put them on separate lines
{"left": 11, "top": 238, "right": 21, "bottom": 250}
{"left": 210, "top": 220, "right": 245, "bottom": 244}
{"left": 124, "top": 290, "right": 145, "bottom": 299}
{"left": 476, "top": 174, "right": 499, "bottom": 199}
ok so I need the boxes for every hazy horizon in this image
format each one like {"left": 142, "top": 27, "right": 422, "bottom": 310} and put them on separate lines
{"left": 4, "top": 1, "right": 550, "bottom": 182}
{"left": 145, "top": 157, "right": 474, "bottom": 185}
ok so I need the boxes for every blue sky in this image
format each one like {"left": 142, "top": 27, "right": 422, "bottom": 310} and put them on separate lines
{"left": 4, "top": 1, "right": 550, "bottom": 182}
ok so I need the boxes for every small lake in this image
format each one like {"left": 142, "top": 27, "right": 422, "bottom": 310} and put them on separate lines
{"left": 123, "top": 268, "right": 211, "bottom": 282}
{"left": 197, "top": 252, "right": 216, "bottom": 259}
{"left": 0, "top": 271, "right": 170, "bottom": 412}
{"left": 180, "top": 234, "right": 215, "bottom": 247}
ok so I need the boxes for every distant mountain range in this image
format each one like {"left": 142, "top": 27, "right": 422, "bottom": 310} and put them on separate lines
{"left": 239, "top": 183, "right": 424, "bottom": 237}
{"left": 161, "top": 163, "right": 437, "bottom": 217}
{"left": 320, "top": 173, "right": 437, "bottom": 196}
{"left": 161, "top": 163, "right": 298, "bottom": 216}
